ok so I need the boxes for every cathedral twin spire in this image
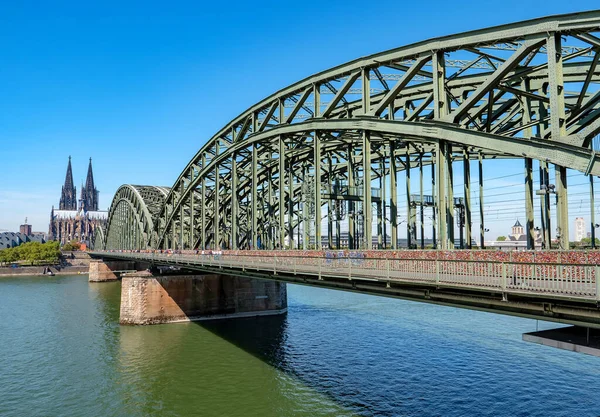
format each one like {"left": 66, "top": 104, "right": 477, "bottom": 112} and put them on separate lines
{"left": 58, "top": 156, "right": 98, "bottom": 212}
{"left": 59, "top": 156, "right": 77, "bottom": 210}
{"left": 81, "top": 157, "right": 99, "bottom": 212}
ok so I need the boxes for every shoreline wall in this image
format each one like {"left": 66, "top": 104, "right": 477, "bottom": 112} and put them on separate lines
{"left": 0, "top": 265, "right": 88, "bottom": 277}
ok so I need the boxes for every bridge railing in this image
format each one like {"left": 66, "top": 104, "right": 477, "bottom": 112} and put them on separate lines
{"left": 95, "top": 251, "right": 600, "bottom": 300}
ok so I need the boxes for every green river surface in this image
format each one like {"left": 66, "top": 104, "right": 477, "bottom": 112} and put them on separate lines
{"left": 1, "top": 274, "right": 599, "bottom": 417}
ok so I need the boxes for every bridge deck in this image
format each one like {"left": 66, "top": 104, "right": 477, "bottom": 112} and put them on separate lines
{"left": 91, "top": 251, "right": 600, "bottom": 328}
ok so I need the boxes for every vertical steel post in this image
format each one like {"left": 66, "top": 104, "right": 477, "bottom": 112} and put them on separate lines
{"left": 314, "top": 83, "right": 321, "bottom": 117}
{"left": 288, "top": 152, "right": 294, "bottom": 249}
{"left": 252, "top": 144, "right": 258, "bottom": 249}
{"left": 268, "top": 150, "right": 274, "bottom": 250}
{"left": 180, "top": 203, "right": 184, "bottom": 249}
{"left": 463, "top": 148, "right": 471, "bottom": 249}
{"left": 591, "top": 174, "right": 596, "bottom": 249}
{"left": 419, "top": 152, "right": 425, "bottom": 249}
{"left": 348, "top": 145, "right": 355, "bottom": 249}
{"left": 541, "top": 161, "right": 552, "bottom": 248}
{"left": 302, "top": 164, "right": 308, "bottom": 250}
{"left": 279, "top": 137, "right": 285, "bottom": 249}
{"left": 328, "top": 156, "right": 334, "bottom": 249}
{"left": 432, "top": 152, "right": 437, "bottom": 248}
{"left": 437, "top": 143, "right": 447, "bottom": 249}
{"left": 556, "top": 165, "right": 569, "bottom": 249}
{"left": 363, "top": 130, "right": 372, "bottom": 249}
{"left": 231, "top": 153, "right": 238, "bottom": 250}
{"left": 547, "top": 33, "right": 569, "bottom": 250}
{"left": 390, "top": 140, "right": 397, "bottom": 249}
{"left": 522, "top": 77, "right": 535, "bottom": 251}
{"left": 362, "top": 67, "right": 370, "bottom": 114}
{"left": 406, "top": 147, "right": 412, "bottom": 249}
{"left": 214, "top": 165, "right": 220, "bottom": 249}
{"left": 201, "top": 159, "right": 206, "bottom": 249}
{"left": 381, "top": 156, "right": 387, "bottom": 248}
{"left": 525, "top": 158, "right": 535, "bottom": 250}
{"left": 539, "top": 164, "right": 547, "bottom": 248}
{"left": 433, "top": 51, "right": 448, "bottom": 250}
{"left": 379, "top": 158, "right": 385, "bottom": 249}
{"left": 171, "top": 209, "right": 175, "bottom": 249}
{"left": 336, "top": 200, "right": 341, "bottom": 249}
{"left": 189, "top": 184, "right": 195, "bottom": 249}
{"left": 479, "top": 152, "right": 485, "bottom": 249}
{"left": 447, "top": 144, "right": 454, "bottom": 249}
{"left": 314, "top": 131, "right": 322, "bottom": 250}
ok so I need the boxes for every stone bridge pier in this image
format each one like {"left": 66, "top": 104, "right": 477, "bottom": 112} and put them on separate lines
{"left": 119, "top": 272, "right": 287, "bottom": 325}
{"left": 89, "top": 259, "right": 145, "bottom": 282}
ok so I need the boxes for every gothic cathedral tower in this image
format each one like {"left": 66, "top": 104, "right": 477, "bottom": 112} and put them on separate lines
{"left": 80, "top": 158, "right": 99, "bottom": 212}
{"left": 59, "top": 156, "right": 77, "bottom": 210}
{"left": 49, "top": 157, "right": 107, "bottom": 245}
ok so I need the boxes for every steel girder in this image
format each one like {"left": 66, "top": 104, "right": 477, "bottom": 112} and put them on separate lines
{"left": 105, "top": 11, "right": 600, "bottom": 251}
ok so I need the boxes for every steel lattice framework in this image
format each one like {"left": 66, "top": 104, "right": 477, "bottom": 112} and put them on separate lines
{"left": 96, "top": 11, "right": 600, "bottom": 252}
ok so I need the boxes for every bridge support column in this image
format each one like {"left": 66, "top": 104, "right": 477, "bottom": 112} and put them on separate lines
{"left": 390, "top": 140, "right": 397, "bottom": 249}
{"left": 478, "top": 153, "right": 485, "bottom": 249}
{"left": 463, "top": 149, "right": 471, "bottom": 249}
{"left": 314, "top": 131, "right": 322, "bottom": 250}
{"left": 419, "top": 152, "right": 425, "bottom": 249}
{"left": 119, "top": 272, "right": 287, "bottom": 325}
{"left": 89, "top": 259, "right": 138, "bottom": 282}
{"left": 431, "top": 153, "right": 437, "bottom": 248}
{"left": 447, "top": 144, "right": 454, "bottom": 249}
{"left": 525, "top": 158, "right": 535, "bottom": 250}
{"left": 406, "top": 147, "right": 412, "bottom": 249}
{"left": 348, "top": 145, "right": 355, "bottom": 249}
{"left": 362, "top": 130, "right": 372, "bottom": 249}
{"left": 436, "top": 141, "right": 447, "bottom": 249}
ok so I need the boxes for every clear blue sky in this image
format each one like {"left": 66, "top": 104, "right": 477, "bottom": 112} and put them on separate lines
{"left": 0, "top": 1, "right": 598, "bottom": 240}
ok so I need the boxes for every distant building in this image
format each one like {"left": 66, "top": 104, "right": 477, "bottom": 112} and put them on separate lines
{"left": 48, "top": 157, "right": 107, "bottom": 246}
{"left": 19, "top": 218, "right": 32, "bottom": 236}
{"left": 487, "top": 219, "right": 542, "bottom": 250}
{"left": 508, "top": 219, "right": 525, "bottom": 241}
{"left": 0, "top": 232, "right": 45, "bottom": 250}
{"left": 574, "top": 217, "right": 586, "bottom": 242}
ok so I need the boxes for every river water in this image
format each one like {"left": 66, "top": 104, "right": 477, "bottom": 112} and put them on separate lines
{"left": 0, "top": 274, "right": 599, "bottom": 416}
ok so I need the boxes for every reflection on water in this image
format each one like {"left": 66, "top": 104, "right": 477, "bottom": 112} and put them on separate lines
{"left": 1, "top": 275, "right": 600, "bottom": 417}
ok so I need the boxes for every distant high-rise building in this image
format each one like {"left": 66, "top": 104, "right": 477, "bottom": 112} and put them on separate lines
{"left": 574, "top": 217, "right": 586, "bottom": 242}
{"left": 19, "top": 218, "right": 32, "bottom": 236}
{"left": 48, "top": 157, "right": 107, "bottom": 246}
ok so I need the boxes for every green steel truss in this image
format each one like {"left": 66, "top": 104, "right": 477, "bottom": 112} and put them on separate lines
{"left": 99, "top": 185, "right": 170, "bottom": 250}
{"left": 98, "top": 11, "right": 600, "bottom": 251}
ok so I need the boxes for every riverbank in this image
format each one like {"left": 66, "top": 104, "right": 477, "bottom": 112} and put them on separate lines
{"left": 0, "top": 265, "right": 88, "bottom": 277}
{"left": 0, "top": 251, "right": 92, "bottom": 277}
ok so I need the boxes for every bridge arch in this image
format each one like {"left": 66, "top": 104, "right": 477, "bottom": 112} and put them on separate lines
{"left": 107, "top": 11, "right": 600, "bottom": 251}
{"left": 92, "top": 225, "right": 105, "bottom": 251}
{"left": 103, "top": 185, "right": 170, "bottom": 250}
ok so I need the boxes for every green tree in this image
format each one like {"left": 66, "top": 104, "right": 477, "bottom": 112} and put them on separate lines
{"left": 580, "top": 237, "right": 600, "bottom": 247}
{"left": 0, "top": 241, "right": 62, "bottom": 266}
{"left": 61, "top": 240, "right": 81, "bottom": 251}
{"left": 496, "top": 236, "right": 507, "bottom": 241}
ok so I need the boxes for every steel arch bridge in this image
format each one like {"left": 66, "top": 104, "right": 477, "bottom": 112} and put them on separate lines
{"left": 96, "top": 11, "right": 600, "bottom": 252}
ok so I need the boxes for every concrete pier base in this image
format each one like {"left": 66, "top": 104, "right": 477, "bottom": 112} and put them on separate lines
{"left": 89, "top": 259, "right": 137, "bottom": 282}
{"left": 119, "top": 271, "right": 287, "bottom": 325}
